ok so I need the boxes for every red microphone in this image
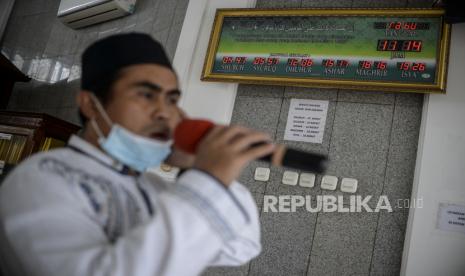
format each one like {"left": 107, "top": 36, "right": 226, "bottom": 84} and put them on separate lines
{"left": 174, "top": 119, "right": 327, "bottom": 173}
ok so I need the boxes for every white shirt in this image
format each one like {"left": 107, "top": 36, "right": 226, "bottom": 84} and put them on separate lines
{"left": 0, "top": 135, "right": 261, "bottom": 276}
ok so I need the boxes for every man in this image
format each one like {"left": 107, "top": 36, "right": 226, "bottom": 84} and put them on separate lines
{"left": 0, "top": 33, "right": 275, "bottom": 276}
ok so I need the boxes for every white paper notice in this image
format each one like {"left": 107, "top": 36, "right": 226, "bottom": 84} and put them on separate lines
{"left": 437, "top": 203, "right": 465, "bottom": 234}
{"left": 284, "top": 99, "right": 329, "bottom": 143}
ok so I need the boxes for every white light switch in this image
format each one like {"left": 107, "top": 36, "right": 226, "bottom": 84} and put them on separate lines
{"left": 282, "top": 171, "right": 299, "bottom": 186}
{"left": 321, "top": 175, "right": 338, "bottom": 190}
{"left": 340, "top": 178, "right": 358, "bottom": 193}
{"left": 299, "top": 173, "right": 315, "bottom": 188}
{"left": 254, "top": 167, "right": 270, "bottom": 182}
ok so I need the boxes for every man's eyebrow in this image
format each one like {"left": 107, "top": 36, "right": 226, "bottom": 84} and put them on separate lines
{"left": 167, "top": 89, "right": 181, "bottom": 96}
{"left": 131, "top": 81, "right": 162, "bottom": 91}
{"left": 131, "top": 81, "right": 181, "bottom": 96}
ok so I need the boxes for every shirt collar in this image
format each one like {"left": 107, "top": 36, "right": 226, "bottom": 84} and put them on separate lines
{"left": 67, "top": 135, "right": 127, "bottom": 172}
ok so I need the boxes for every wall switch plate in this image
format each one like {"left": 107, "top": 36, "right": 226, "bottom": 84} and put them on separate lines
{"left": 254, "top": 167, "right": 270, "bottom": 182}
{"left": 340, "top": 178, "right": 358, "bottom": 193}
{"left": 299, "top": 173, "right": 316, "bottom": 188}
{"left": 321, "top": 175, "right": 338, "bottom": 190}
{"left": 282, "top": 171, "right": 299, "bottom": 186}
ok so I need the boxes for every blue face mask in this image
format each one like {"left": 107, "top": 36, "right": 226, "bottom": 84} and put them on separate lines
{"left": 90, "top": 95, "right": 172, "bottom": 172}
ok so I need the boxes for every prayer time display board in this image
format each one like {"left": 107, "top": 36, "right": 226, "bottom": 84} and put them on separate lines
{"left": 201, "top": 9, "right": 451, "bottom": 93}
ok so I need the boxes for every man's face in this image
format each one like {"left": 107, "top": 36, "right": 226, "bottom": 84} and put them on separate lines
{"left": 101, "top": 64, "right": 182, "bottom": 141}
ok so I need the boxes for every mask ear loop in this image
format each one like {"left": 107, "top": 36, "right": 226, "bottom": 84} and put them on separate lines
{"left": 90, "top": 119, "right": 105, "bottom": 140}
{"left": 89, "top": 93, "right": 113, "bottom": 127}
{"left": 89, "top": 93, "right": 113, "bottom": 140}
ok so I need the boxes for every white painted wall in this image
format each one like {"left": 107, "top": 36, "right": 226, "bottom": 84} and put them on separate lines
{"left": 152, "top": 0, "right": 255, "bottom": 179}
{"left": 401, "top": 23, "right": 465, "bottom": 276}
{"left": 172, "top": 0, "right": 255, "bottom": 125}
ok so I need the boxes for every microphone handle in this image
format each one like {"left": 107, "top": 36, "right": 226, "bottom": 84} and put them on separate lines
{"left": 258, "top": 146, "right": 327, "bottom": 174}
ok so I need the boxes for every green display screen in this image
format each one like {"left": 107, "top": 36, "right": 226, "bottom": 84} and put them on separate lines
{"left": 202, "top": 9, "right": 450, "bottom": 93}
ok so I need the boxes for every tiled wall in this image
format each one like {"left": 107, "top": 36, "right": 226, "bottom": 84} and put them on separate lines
{"left": 203, "top": 0, "right": 435, "bottom": 276}
{"left": 1, "top": 0, "right": 189, "bottom": 126}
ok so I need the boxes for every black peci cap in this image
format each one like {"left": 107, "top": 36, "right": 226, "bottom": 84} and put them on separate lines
{"left": 81, "top": 33, "right": 172, "bottom": 91}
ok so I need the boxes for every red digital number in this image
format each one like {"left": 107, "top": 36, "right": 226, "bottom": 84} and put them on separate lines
{"left": 388, "top": 22, "right": 417, "bottom": 30}
{"left": 288, "top": 58, "right": 298, "bottom": 67}
{"left": 301, "top": 59, "right": 313, "bottom": 67}
{"left": 376, "top": 61, "right": 387, "bottom": 70}
{"left": 404, "top": 22, "right": 417, "bottom": 30}
{"left": 411, "top": 41, "right": 422, "bottom": 52}
{"left": 411, "top": 63, "right": 426, "bottom": 71}
{"left": 399, "top": 62, "right": 410, "bottom": 71}
{"left": 389, "top": 22, "right": 402, "bottom": 30}
{"left": 235, "top": 57, "right": 246, "bottom": 64}
{"left": 398, "top": 62, "right": 425, "bottom": 71}
{"left": 253, "top": 57, "right": 265, "bottom": 65}
{"left": 337, "top": 60, "right": 349, "bottom": 67}
{"left": 388, "top": 40, "right": 398, "bottom": 51}
{"left": 324, "top": 59, "right": 335, "bottom": 67}
{"left": 360, "top": 61, "right": 372, "bottom": 69}
{"left": 222, "top": 56, "right": 233, "bottom": 64}
{"left": 380, "top": 40, "right": 388, "bottom": 51}
{"left": 402, "top": 40, "right": 412, "bottom": 51}
{"left": 400, "top": 40, "right": 422, "bottom": 52}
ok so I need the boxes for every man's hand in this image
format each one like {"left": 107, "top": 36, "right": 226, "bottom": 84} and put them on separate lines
{"left": 193, "top": 125, "right": 275, "bottom": 187}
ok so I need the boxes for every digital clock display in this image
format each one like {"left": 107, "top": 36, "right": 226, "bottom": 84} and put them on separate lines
{"left": 373, "top": 22, "right": 430, "bottom": 30}
{"left": 358, "top": 61, "right": 387, "bottom": 70}
{"left": 322, "top": 59, "right": 350, "bottom": 67}
{"left": 377, "top": 40, "right": 422, "bottom": 52}
{"left": 252, "top": 57, "right": 279, "bottom": 65}
{"left": 222, "top": 56, "right": 247, "bottom": 64}
{"left": 388, "top": 22, "right": 418, "bottom": 30}
{"left": 287, "top": 58, "right": 313, "bottom": 67}
{"left": 397, "top": 62, "right": 426, "bottom": 71}
{"left": 205, "top": 9, "right": 450, "bottom": 93}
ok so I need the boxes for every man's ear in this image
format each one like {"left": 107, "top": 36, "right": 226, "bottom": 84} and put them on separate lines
{"left": 77, "top": 91, "right": 98, "bottom": 121}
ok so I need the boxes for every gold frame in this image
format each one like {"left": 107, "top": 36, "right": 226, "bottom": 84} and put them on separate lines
{"left": 201, "top": 8, "right": 451, "bottom": 94}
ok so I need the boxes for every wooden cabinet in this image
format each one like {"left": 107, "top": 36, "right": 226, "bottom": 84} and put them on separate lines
{"left": 0, "top": 111, "right": 81, "bottom": 181}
